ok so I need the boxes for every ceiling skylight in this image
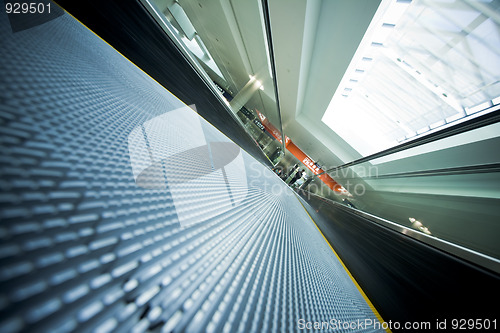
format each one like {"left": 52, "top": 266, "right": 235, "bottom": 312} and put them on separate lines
{"left": 322, "top": 0, "right": 500, "bottom": 158}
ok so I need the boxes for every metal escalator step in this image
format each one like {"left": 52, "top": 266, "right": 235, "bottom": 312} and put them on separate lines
{"left": 0, "top": 10, "right": 383, "bottom": 333}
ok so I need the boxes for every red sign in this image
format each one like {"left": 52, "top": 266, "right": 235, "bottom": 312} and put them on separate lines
{"left": 255, "top": 110, "right": 344, "bottom": 192}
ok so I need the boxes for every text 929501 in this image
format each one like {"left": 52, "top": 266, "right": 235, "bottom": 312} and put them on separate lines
{"left": 5, "top": 2, "right": 51, "bottom": 14}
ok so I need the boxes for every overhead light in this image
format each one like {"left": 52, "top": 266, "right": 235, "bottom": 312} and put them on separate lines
{"left": 409, "top": 217, "right": 432, "bottom": 234}
{"left": 259, "top": 86, "right": 264, "bottom": 91}
{"left": 420, "top": 227, "right": 431, "bottom": 235}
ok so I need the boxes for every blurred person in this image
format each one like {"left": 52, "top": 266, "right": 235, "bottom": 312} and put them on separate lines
{"left": 289, "top": 169, "right": 304, "bottom": 186}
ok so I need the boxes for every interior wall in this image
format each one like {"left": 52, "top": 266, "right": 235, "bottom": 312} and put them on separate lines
{"left": 327, "top": 122, "right": 500, "bottom": 258}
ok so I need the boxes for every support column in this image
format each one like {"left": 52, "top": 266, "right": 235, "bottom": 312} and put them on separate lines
{"left": 229, "top": 76, "right": 263, "bottom": 113}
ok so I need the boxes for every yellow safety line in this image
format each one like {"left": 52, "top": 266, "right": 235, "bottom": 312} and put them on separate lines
{"left": 295, "top": 195, "right": 392, "bottom": 333}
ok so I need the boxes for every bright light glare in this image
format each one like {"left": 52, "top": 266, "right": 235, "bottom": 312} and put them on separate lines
{"left": 322, "top": 0, "right": 412, "bottom": 157}
{"left": 322, "top": 96, "right": 395, "bottom": 156}
{"left": 322, "top": 0, "right": 500, "bottom": 158}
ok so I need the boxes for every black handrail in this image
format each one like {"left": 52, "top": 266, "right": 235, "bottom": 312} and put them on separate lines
{"left": 350, "top": 162, "right": 500, "bottom": 180}
{"left": 314, "top": 106, "right": 500, "bottom": 177}
{"left": 260, "top": 0, "right": 286, "bottom": 154}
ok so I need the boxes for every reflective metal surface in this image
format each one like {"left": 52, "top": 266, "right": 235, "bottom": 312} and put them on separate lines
{"left": 0, "top": 9, "right": 384, "bottom": 332}
{"left": 141, "top": 0, "right": 285, "bottom": 165}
